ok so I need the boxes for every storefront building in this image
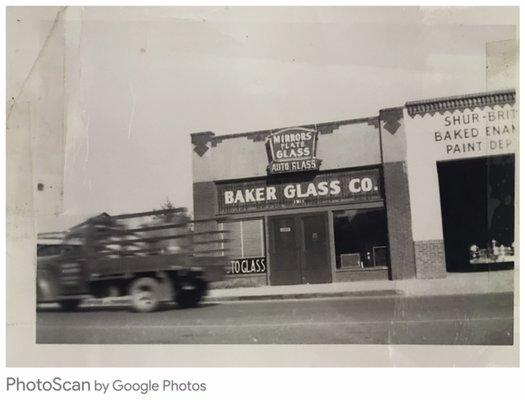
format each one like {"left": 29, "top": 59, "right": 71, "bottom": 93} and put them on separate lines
{"left": 403, "top": 90, "right": 517, "bottom": 278}
{"left": 191, "top": 89, "right": 516, "bottom": 286}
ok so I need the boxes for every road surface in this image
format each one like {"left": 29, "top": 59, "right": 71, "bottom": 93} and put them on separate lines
{"left": 36, "top": 292, "right": 514, "bottom": 345}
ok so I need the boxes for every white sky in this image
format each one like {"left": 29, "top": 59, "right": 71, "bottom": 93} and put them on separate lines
{"left": 12, "top": 7, "right": 519, "bottom": 224}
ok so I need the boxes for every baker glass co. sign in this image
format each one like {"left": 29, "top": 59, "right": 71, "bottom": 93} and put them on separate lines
{"left": 265, "top": 127, "right": 321, "bottom": 174}
{"left": 217, "top": 168, "right": 382, "bottom": 214}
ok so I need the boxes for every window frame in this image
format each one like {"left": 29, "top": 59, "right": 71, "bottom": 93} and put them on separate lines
{"left": 219, "top": 217, "right": 265, "bottom": 259}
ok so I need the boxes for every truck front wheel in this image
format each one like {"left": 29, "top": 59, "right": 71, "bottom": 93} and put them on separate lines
{"left": 129, "top": 277, "right": 161, "bottom": 313}
{"left": 176, "top": 278, "right": 207, "bottom": 309}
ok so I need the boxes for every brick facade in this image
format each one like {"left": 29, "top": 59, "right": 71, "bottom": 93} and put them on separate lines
{"left": 193, "top": 181, "right": 217, "bottom": 219}
{"left": 382, "top": 161, "right": 416, "bottom": 280}
{"left": 335, "top": 268, "right": 389, "bottom": 282}
{"left": 413, "top": 240, "right": 447, "bottom": 279}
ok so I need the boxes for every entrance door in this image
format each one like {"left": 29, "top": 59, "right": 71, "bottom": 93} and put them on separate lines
{"left": 269, "top": 215, "right": 301, "bottom": 285}
{"left": 301, "top": 214, "right": 332, "bottom": 283}
{"left": 269, "top": 213, "right": 331, "bottom": 285}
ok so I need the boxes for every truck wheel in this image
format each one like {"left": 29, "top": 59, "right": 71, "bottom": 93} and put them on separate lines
{"left": 59, "top": 299, "right": 81, "bottom": 312}
{"left": 176, "top": 279, "right": 207, "bottom": 309}
{"left": 129, "top": 277, "right": 160, "bottom": 313}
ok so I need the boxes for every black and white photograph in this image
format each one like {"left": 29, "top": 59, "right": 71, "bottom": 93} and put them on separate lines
{"left": 5, "top": 5, "right": 518, "bottom": 366}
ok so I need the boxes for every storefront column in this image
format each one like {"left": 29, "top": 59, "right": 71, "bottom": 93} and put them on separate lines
{"left": 405, "top": 160, "right": 447, "bottom": 279}
{"left": 379, "top": 108, "right": 417, "bottom": 280}
{"left": 264, "top": 215, "right": 271, "bottom": 285}
{"left": 327, "top": 211, "right": 337, "bottom": 282}
{"left": 383, "top": 162, "right": 417, "bottom": 279}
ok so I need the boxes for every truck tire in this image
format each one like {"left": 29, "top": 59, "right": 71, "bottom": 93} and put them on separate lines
{"left": 59, "top": 299, "right": 81, "bottom": 312}
{"left": 129, "top": 277, "right": 161, "bottom": 313}
{"left": 176, "top": 278, "right": 207, "bottom": 309}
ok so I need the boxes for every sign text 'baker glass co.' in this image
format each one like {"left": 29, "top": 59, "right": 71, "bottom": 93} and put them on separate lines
{"left": 265, "top": 127, "right": 321, "bottom": 174}
{"left": 217, "top": 168, "right": 382, "bottom": 214}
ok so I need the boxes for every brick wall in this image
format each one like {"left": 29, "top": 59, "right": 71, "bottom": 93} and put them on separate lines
{"left": 193, "top": 181, "right": 217, "bottom": 220}
{"left": 211, "top": 275, "right": 267, "bottom": 289}
{"left": 192, "top": 181, "right": 219, "bottom": 254}
{"left": 335, "top": 268, "right": 389, "bottom": 282}
{"left": 414, "top": 240, "right": 447, "bottom": 279}
{"left": 383, "top": 161, "right": 416, "bottom": 280}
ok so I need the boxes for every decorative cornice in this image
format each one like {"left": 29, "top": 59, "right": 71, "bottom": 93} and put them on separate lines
{"left": 245, "top": 131, "right": 271, "bottom": 142}
{"left": 367, "top": 116, "right": 380, "bottom": 129}
{"left": 191, "top": 131, "right": 215, "bottom": 157}
{"left": 242, "top": 121, "right": 342, "bottom": 142}
{"left": 406, "top": 89, "right": 516, "bottom": 118}
{"left": 316, "top": 122, "right": 340, "bottom": 135}
{"left": 191, "top": 116, "right": 378, "bottom": 154}
{"left": 380, "top": 107, "right": 403, "bottom": 135}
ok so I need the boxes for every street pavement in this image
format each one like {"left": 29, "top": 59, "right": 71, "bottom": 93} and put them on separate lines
{"left": 36, "top": 292, "right": 514, "bottom": 345}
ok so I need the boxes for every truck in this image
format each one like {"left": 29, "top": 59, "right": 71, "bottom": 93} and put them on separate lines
{"left": 36, "top": 208, "right": 229, "bottom": 312}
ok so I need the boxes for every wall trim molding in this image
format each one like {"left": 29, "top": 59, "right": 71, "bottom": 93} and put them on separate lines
{"left": 405, "top": 89, "right": 516, "bottom": 118}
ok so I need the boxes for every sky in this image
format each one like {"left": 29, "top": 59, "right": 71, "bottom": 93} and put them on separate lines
{"left": 11, "top": 7, "right": 519, "bottom": 224}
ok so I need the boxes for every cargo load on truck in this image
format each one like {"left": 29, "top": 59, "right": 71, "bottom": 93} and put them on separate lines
{"left": 37, "top": 208, "right": 229, "bottom": 312}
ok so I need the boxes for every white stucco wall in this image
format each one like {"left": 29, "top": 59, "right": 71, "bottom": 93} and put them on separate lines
{"left": 192, "top": 120, "right": 380, "bottom": 183}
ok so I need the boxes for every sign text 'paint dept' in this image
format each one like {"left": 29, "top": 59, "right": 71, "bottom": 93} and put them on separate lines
{"left": 433, "top": 108, "right": 517, "bottom": 156}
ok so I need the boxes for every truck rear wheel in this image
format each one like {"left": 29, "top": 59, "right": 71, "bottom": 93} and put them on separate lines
{"left": 129, "top": 277, "right": 160, "bottom": 312}
{"left": 59, "top": 299, "right": 81, "bottom": 312}
{"left": 176, "top": 278, "right": 207, "bottom": 309}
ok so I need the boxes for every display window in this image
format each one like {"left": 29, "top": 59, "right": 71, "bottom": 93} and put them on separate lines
{"left": 437, "top": 154, "right": 515, "bottom": 271}
{"left": 333, "top": 209, "right": 389, "bottom": 270}
{"left": 219, "top": 219, "right": 265, "bottom": 259}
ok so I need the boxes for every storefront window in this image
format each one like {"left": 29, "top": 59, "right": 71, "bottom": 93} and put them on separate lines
{"left": 437, "top": 154, "right": 515, "bottom": 271}
{"left": 220, "top": 219, "right": 265, "bottom": 259}
{"left": 333, "top": 209, "right": 389, "bottom": 269}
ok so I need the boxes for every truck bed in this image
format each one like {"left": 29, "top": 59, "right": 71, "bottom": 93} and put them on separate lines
{"left": 88, "top": 253, "right": 227, "bottom": 282}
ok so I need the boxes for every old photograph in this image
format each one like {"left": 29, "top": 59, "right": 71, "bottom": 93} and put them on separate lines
{"left": 6, "top": 6, "right": 518, "bottom": 361}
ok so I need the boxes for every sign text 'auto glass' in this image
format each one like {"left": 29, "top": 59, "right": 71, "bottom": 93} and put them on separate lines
{"left": 227, "top": 257, "right": 267, "bottom": 275}
{"left": 265, "top": 127, "right": 321, "bottom": 174}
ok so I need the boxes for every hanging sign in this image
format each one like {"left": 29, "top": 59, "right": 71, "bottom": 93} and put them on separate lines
{"left": 265, "top": 127, "right": 321, "bottom": 174}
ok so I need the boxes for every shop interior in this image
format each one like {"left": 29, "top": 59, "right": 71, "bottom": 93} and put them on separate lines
{"left": 333, "top": 208, "right": 390, "bottom": 270}
{"left": 437, "top": 154, "right": 515, "bottom": 272}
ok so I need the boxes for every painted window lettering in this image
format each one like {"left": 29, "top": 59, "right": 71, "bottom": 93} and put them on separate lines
{"left": 228, "top": 258, "right": 267, "bottom": 275}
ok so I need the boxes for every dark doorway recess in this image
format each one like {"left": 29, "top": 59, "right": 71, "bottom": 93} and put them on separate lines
{"left": 268, "top": 213, "right": 331, "bottom": 285}
{"left": 437, "top": 154, "right": 514, "bottom": 272}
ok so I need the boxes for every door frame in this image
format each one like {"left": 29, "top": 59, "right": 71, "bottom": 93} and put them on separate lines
{"left": 267, "top": 211, "right": 333, "bottom": 285}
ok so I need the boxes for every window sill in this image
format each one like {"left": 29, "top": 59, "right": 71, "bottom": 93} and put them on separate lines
{"left": 336, "top": 266, "right": 389, "bottom": 272}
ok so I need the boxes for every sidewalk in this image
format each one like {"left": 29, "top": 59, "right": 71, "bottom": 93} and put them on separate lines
{"left": 205, "top": 270, "right": 515, "bottom": 302}
{"left": 40, "top": 270, "right": 515, "bottom": 310}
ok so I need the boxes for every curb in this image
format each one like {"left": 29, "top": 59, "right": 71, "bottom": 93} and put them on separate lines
{"left": 39, "top": 289, "right": 512, "bottom": 310}
{"left": 204, "top": 289, "right": 403, "bottom": 302}
{"left": 38, "top": 289, "right": 404, "bottom": 310}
